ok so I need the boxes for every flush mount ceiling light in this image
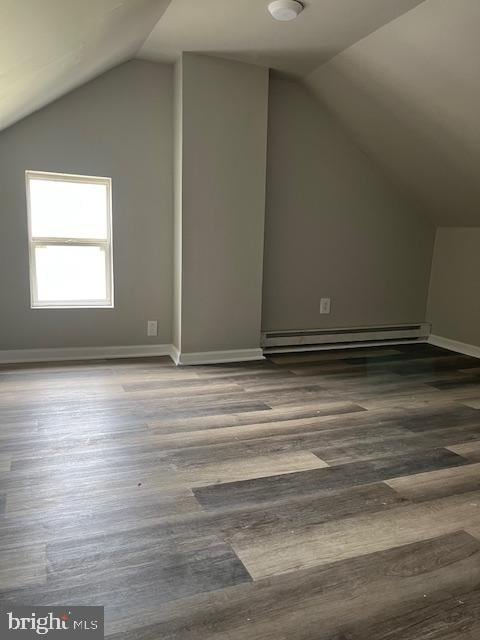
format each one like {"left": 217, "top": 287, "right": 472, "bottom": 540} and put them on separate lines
{"left": 268, "top": 0, "right": 304, "bottom": 21}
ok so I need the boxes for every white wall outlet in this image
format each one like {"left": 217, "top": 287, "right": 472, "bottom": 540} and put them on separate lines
{"left": 147, "top": 320, "right": 158, "bottom": 337}
{"left": 320, "top": 297, "right": 331, "bottom": 315}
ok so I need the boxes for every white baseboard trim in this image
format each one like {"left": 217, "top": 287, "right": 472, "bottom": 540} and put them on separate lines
{"left": 0, "top": 344, "right": 265, "bottom": 367}
{"left": 428, "top": 334, "right": 480, "bottom": 359}
{"left": 6, "top": 337, "right": 469, "bottom": 366}
{"left": 0, "top": 344, "right": 173, "bottom": 365}
{"left": 169, "top": 345, "right": 181, "bottom": 365}
{"left": 175, "top": 348, "right": 265, "bottom": 366}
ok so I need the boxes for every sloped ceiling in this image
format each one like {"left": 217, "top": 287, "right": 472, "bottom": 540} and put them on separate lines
{"left": 139, "top": 0, "right": 425, "bottom": 76}
{"left": 3, "top": 0, "right": 477, "bottom": 229}
{"left": 0, "top": 0, "right": 425, "bottom": 132}
{"left": 0, "top": 0, "right": 171, "bottom": 131}
{"left": 306, "top": 0, "right": 480, "bottom": 226}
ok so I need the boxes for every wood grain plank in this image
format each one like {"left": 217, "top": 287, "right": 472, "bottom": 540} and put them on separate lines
{"left": 104, "top": 531, "right": 480, "bottom": 638}
{"left": 448, "top": 440, "right": 480, "bottom": 462}
{"left": 147, "top": 400, "right": 366, "bottom": 433}
{"left": 386, "top": 463, "right": 480, "bottom": 502}
{"left": 0, "top": 543, "right": 252, "bottom": 615}
{"left": 2, "top": 343, "right": 480, "bottom": 638}
{"left": 175, "top": 451, "right": 329, "bottom": 486}
{"left": 460, "top": 398, "right": 480, "bottom": 409}
{"left": 347, "top": 588, "right": 480, "bottom": 640}
{"left": 0, "top": 544, "right": 46, "bottom": 590}
{"left": 193, "top": 449, "right": 466, "bottom": 511}
{"left": 232, "top": 490, "right": 480, "bottom": 580}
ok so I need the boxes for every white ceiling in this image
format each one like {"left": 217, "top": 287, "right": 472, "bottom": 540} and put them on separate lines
{"left": 306, "top": 0, "right": 480, "bottom": 225}
{"left": 139, "top": 0, "right": 425, "bottom": 76}
{"left": 0, "top": 0, "right": 171, "bottom": 131}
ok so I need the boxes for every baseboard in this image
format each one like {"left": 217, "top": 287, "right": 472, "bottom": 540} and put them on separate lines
{"left": 175, "top": 348, "right": 264, "bottom": 366}
{"left": 428, "top": 334, "right": 480, "bottom": 359}
{"left": 0, "top": 344, "right": 265, "bottom": 367}
{"left": 0, "top": 344, "right": 173, "bottom": 365}
{"left": 169, "top": 344, "right": 181, "bottom": 365}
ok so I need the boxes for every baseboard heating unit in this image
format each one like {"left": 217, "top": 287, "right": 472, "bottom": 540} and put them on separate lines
{"left": 262, "top": 323, "right": 431, "bottom": 354}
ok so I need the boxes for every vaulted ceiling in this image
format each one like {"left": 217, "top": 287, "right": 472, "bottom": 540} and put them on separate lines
{"left": 306, "top": 0, "right": 480, "bottom": 226}
{"left": 0, "top": 0, "right": 171, "bottom": 131}
{"left": 139, "top": 0, "right": 424, "bottom": 76}
{"left": 2, "top": 0, "right": 478, "bottom": 226}
{"left": 0, "top": 0, "right": 424, "bottom": 133}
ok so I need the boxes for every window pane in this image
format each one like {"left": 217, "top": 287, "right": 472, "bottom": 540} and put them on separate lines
{"left": 35, "top": 245, "right": 108, "bottom": 303}
{"left": 29, "top": 178, "right": 108, "bottom": 239}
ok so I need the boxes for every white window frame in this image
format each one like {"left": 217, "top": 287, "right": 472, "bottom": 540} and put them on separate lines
{"left": 26, "top": 170, "right": 114, "bottom": 309}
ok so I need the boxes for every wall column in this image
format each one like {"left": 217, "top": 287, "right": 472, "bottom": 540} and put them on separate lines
{"left": 172, "top": 53, "right": 269, "bottom": 364}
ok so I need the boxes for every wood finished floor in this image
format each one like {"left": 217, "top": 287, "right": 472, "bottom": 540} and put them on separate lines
{"left": 2, "top": 344, "right": 480, "bottom": 638}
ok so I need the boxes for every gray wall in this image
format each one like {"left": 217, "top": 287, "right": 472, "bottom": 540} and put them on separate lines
{"left": 427, "top": 228, "right": 480, "bottom": 346}
{"left": 262, "top": 73, "right": 435, "bottom": 332}
{"left": 0, "top": 57, "right": 441, "bottom": 355}
{"left": 0, "top": 59, "right": 173, "bottom": 349}
{"left": 179, "top": 54, "right": 269, "bottom": 353}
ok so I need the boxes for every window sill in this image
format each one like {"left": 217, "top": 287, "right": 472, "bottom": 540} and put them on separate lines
{"left": 31, "top": 304, "right": 114, "bottom": 310}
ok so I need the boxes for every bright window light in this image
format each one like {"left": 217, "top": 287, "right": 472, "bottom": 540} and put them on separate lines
{"left": 26, "top": 171, "right": 113, "bottom": 308}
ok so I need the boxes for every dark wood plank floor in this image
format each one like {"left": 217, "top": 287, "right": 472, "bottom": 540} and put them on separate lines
{"left": 2, "top": 343, "right": 480, "bottom": 638}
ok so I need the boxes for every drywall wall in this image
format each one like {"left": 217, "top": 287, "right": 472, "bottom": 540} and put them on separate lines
{"left": 0, "top": 59, "right": 173, "bottom": 349}
{"left": 262, "top": 73, "right": 435, "bottom": 332}
{"left": 178, "top": 54, "right": 269, "bottom": 354}
{"left": 427, "top": 228, "right": 480, "bottom": 346}
{"left": 306, "top": 0, "right": 480, "bottom": 226}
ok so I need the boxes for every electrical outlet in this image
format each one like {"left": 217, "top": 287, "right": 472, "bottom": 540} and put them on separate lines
{"left": 320, "top": 297, "right": 331, "bottom": 315}
{"left": 147, "top": 320, "right": 158, "bottom": 337}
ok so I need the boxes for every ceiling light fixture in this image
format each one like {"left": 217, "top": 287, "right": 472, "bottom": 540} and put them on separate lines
{"left": 268, "top": 0, "right": 304, "bottom": 21}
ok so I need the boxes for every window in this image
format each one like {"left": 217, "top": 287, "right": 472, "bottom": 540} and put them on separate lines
{"left": 26, "top": 171, "right": 113, "bottom": 308}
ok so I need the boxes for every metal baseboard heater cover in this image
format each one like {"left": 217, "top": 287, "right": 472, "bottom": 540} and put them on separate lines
{"left": 262, "top": 323, "right": 430, "bottom": 352}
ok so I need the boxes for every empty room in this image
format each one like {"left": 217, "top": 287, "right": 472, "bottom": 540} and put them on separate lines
{"left": 2, "top": 0, "right": 480, "bottom": 637}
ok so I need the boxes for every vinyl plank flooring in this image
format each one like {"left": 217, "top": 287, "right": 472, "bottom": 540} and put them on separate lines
{"left": 390, "top": 355, "right": 480, "bottom": 376}
{"left": 221, "top": 482, "right": 408, "bottom": 545}
{"left": 0, "top": 455, "right": 11, "bottom": 472}
{"left": 104, "top": 531, "right": 480, "bottom": 638}
{"left": 430, "top": 376, "right": 480, "bottom": 391}
{"left": 5, "top": 453, "right": 328, "bottom": 514}
{"left": 147, "top": 400, "right": 274, "bottom": 419}
{"left": 1, "top": 542, "right": 252, "bottom": 615}
{"left": 193, "top": 449, "right": 467, "bottom": 511}
{"left": 6, "top": 480, "right": 192, "bottom": 517}
{"left": 397, "top": 405, "right": 480, "bottom": 434}
{"left": 175, "top": 451, "right": 329, "bottom": 486}
{"left": 147, "top": 400, "right": 366, "bottom": 433}
{"left": 448, "top": 440, "right": 480, "bottom": 462}
{"left": 268, "top": 347, "right": 403, "bottom": 365}
{"left": 347, "top": 588, "right": 480, "bottom": 640}
{"left": 232, "top": 490, "right": 480, "bottom": 580}
{"left": 0, "top": 492, "right": 202, "bottom": 548}
{"left": 386, "top": 462, "right": 480, "bottom": 502}
{"left": 145, "top": 411, "right": 368, "bottom": 450}
{"left": 0, "top": 544, "right": 46, "bottom": 590}
{"left": 356, "top": 393, "right": 453, "bottom": 411}
{"left": 460, "top": 397, "right": 480, "bottom": 410}
{"left": 2, "top": 343, "right": 480, "bottom": 638}
{"left": 165, "top": 423, "right": 413, "bottom": 469}
{"left": 1, "top": 483, "right": 404, "bottom": 559}
{"left": 314, "top": 433, "right": 437, "bottom": 465}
